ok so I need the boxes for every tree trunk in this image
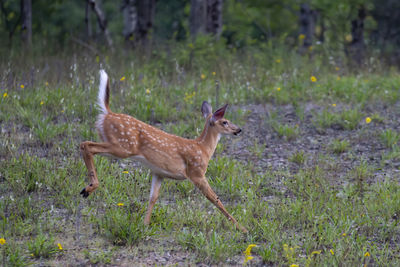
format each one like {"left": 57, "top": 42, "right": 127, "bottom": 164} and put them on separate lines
{"left": 299, "top": 3, "right": 316, "bottom": 53}
{"left": 89, "top": 0, "right": 113, "bottom": 49}
{"left": 206, "top": 0, "right": 223, "bottom": 39}
{"left": 348, "top": 7, "right": 366, "bottom": 66}
{"left": 21, "top": 0, "right": 32, "bottom": 49}
{"left": 190, "top": 0, "right": 207, "bottom": 39}
{"left": 122, "top": 0, "right": 137, "bottom": 42}
{"left": 85, "top": 0, "right": 92, "bottom": 39}
{"left": 137, "top": 0, "right": 155, "bottom": 46}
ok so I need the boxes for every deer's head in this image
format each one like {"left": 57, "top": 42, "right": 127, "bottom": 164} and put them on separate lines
{"left": 201, "top": 101, "right": 242, "bottom": 136}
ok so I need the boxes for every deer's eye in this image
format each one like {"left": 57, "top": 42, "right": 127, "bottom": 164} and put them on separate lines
{"left": 222, "top": 121, "right": 228, "bottom": 125}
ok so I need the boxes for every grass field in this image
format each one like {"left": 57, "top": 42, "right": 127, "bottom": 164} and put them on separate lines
{"left": 1, "top": 47, "right": 400, "bottom": 266}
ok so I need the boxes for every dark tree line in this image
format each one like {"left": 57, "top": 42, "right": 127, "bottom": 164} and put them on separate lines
{"left": 1, "top": 0, "right": 400, "bottom": 65}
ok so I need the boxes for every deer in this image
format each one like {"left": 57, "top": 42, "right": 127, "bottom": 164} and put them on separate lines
{"left": 79, "top": 70, "right": 248, "bottom": 233}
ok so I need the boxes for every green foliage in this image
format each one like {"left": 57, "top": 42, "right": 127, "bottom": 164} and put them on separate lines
{"left": 329, "top": 139, "right": 350, "bottom": 154}
{"left": 98, "top": 204, "right": 156, "bottom": 246}
{"left": 27, "top": 233, "right": 59, "bottom": 259}
{"left": 380, "top": 129, "right": 400, "bottom": 148}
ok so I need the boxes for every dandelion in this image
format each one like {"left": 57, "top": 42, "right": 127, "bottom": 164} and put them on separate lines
{"left": 299, "top": 34, "right": 305, "bottom": 40}
{"left": 122, "top": 171, "right": 129, "bottom": 174}
{"left": 332, "top": 103, "right": 336, "bottom": 107}
{"left": 201, "top": 74, "right": 206, "bottom": 80}
{"left": 45, "top": 81, "right": 49, "bottom": 86}
{"left": 342, "top": 233, "right": 347, "bottom": 237}
{"left": 337, "top": 76, "right": 341, "bottom": 81}
{"left": 20, "top": 84, "right": 25, "bottom": 89}
{"left": 364, "top": 252, "right": 370, "bottom": 257}
{"left": 276, "top": 87, "right": 281, "bottom": 91}
{"left": 57, "top": 243, "right": 63, "bottom": 250}
{"left": 0, "top": 238, "right": 5, "bottom": 245}
{"left": 146, "top": 89, "right": 151, "bottom": 94}
{"left": 212, "top": 71, "right": 216, "bottom": 76}
{"left": 117, "top": 203, "right": 124, "bottom": 206}
{"left": 2, "top": 92, "right": 8, "bottom": 98}
{"left": 40, "top": 101, "right": 44, "bottom": 105}
{"left": 365, "top": 117, "right": 372, "bottom": 124}
{"left": 243, "top": 244, "right": 256, "bottom": 264}
{"left": 308, "top": 46, "right": 313, "bottom": 51}
{"left": 276, "top": 59, "right": 281, "bottom": 63}
{"left": 290, "top": 264, "right": 299, "bottom": 267}
{"left": 120, "top": 76, "right": 126, "bottom": 81}
{"left": 310, "top": 76, "right": 317, "bottom": 82}
{"left": 330, "top": 249, "right": 334, "bottom": 255}
{"left": 335, "top": 67, "right": 340, "bottom": 71}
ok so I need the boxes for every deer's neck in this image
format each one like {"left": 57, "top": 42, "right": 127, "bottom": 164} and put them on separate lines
{"left": 196, "top": 120, "right": 220, "bottom": 159}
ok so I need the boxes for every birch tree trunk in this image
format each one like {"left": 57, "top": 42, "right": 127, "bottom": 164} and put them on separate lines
{"left": 21, "top": 0, "right": 32, "bottom": 49}
{"left": 206, "top": 0, "right": 223, "bottom": 39}
{"left": 348, "top": 7, "right": 366, "bottom": 66}
{"left": 89, "top": 0, "right": 113, "bottom": 49}
{"left": 190, "top": 0, "right": 207, "bottom": 38}
{"left": 137, "top": 0, "right": 155, "bottom": 46}
{"left": 85, "top": 0, "right": 92, "bottom": 39}
{"left": 122, "top": 0, "right": 137, "bottom": 42}
{"left": 299, "top": 3, "right": 316, "bottom": 53}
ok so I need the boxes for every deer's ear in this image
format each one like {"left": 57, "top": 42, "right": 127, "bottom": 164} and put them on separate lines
{"left": 201, "top": 101, "right": 213, "bottom": 119}
{"left": 211, "top": 104, "right": 228, "bottom": 122}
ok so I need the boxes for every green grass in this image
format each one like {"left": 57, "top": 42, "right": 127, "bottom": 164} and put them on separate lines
{"left": 1, "top": 47, "right": 400, "bottom": 265}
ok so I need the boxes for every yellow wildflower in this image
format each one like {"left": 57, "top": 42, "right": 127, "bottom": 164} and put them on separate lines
{"left": 299, "top": 34, "right": 305, "bottom": 40}
{"left": 311, "top": 250, "right": 322, "bottom": 255}
{"left": 332, "top": 103, "right": 336, "bottom": 107}
{"left": 364, "top": 252, "right": 370, "bottom": 257}
{"left": 117, "top": 203, "right": 124, "bottom": 206}
{"left": 122, "top": 171, "right": 129, "bottom": 174}
{"left": 290, "top": 264, "right": 299, "bottom": 267}
{"left": 244, "top": 244, "right": 256, "bottom": 256}
{"left": 337, "top": 76, "right": 341, "bottom": 81}
{"left": 146, "top": 89, "right": 151, "bottom": 94}
{"left": 330, "top": 249, "right": 334, "bottom": 255}
{"left": 244, "top": 244, "right": 256, "bottom": 264}
{"left": 45, "top": 81, "right": 49, "bottom": 86}
{"left": 2, "top": 92, "right": 8, "bottom": 98}
{"left": 57, "top": 243, "right": 63, "bottom": 250}
{"left": 20, "top": 84, "right": 25, "bottom": 89}
{"left": 310, "top": 76, "right": 317, "bottom": 82}
{"left": 0, "top": 238, "right": 5, "bottom": 245}
{"left": 365, "top": 117, "right": 372, "bottom": 124}
{"left": 276, "top": 87, "right": 281, "bottom": 91}
{"left": 342, "top": 233, "right": 347, "bottom": 237}
{"left": 212, "top": 71, "right": 216, "bottom": 76}
{"left": 120, "top": 76, "right": 126, "bottom": 81}
{"left": 276, "top": 59, "right": 281, "bottom": 63}
{"left": 40, "top": 101, "right": 44, "bottom": 106}
{"left": 308, "top": 46, "right": 313, "bottom": 51}
{"left": 335, "top": 67, "right": 340, "bottom": 71}
{"left": 345, "top": 34, "right": 353, "bottom": 42}
{"left": 201, "top": 74, "right": 206, "bottom": 80}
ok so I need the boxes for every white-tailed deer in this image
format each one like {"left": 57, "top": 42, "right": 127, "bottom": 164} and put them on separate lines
{"left": 80, "top": 70, "right": 247, "bottom": 232}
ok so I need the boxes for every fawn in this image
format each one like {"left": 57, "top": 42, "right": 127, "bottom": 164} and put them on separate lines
{"left": 80, "top": 70, "right": 247, "bottom": 232}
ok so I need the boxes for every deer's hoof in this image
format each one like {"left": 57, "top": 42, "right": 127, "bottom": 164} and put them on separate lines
{"left": 80, "top": 187, "right": 89, "bottom": 198}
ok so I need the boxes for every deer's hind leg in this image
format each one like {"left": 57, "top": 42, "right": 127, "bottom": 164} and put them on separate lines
{"left": 80, "top": 141, "right": 130, "bottom": 198}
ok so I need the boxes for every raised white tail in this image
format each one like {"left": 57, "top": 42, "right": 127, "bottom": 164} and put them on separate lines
{"left": 80, "top": 70, "right": 247, "bottom": 232}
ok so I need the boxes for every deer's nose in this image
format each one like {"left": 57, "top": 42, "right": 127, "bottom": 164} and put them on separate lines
{"left": 233, "top": 128, "right": 242, "bottom": 135}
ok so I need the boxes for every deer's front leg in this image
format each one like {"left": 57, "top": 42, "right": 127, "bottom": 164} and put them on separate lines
{"left": 192, "top": 177, "right": 248, "bottom": 233}
{"left": 144, "top": 174, "right": 163, "bottom": 225}
{"left": 79, "top": 141, "right": 115, "bottom": 198}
